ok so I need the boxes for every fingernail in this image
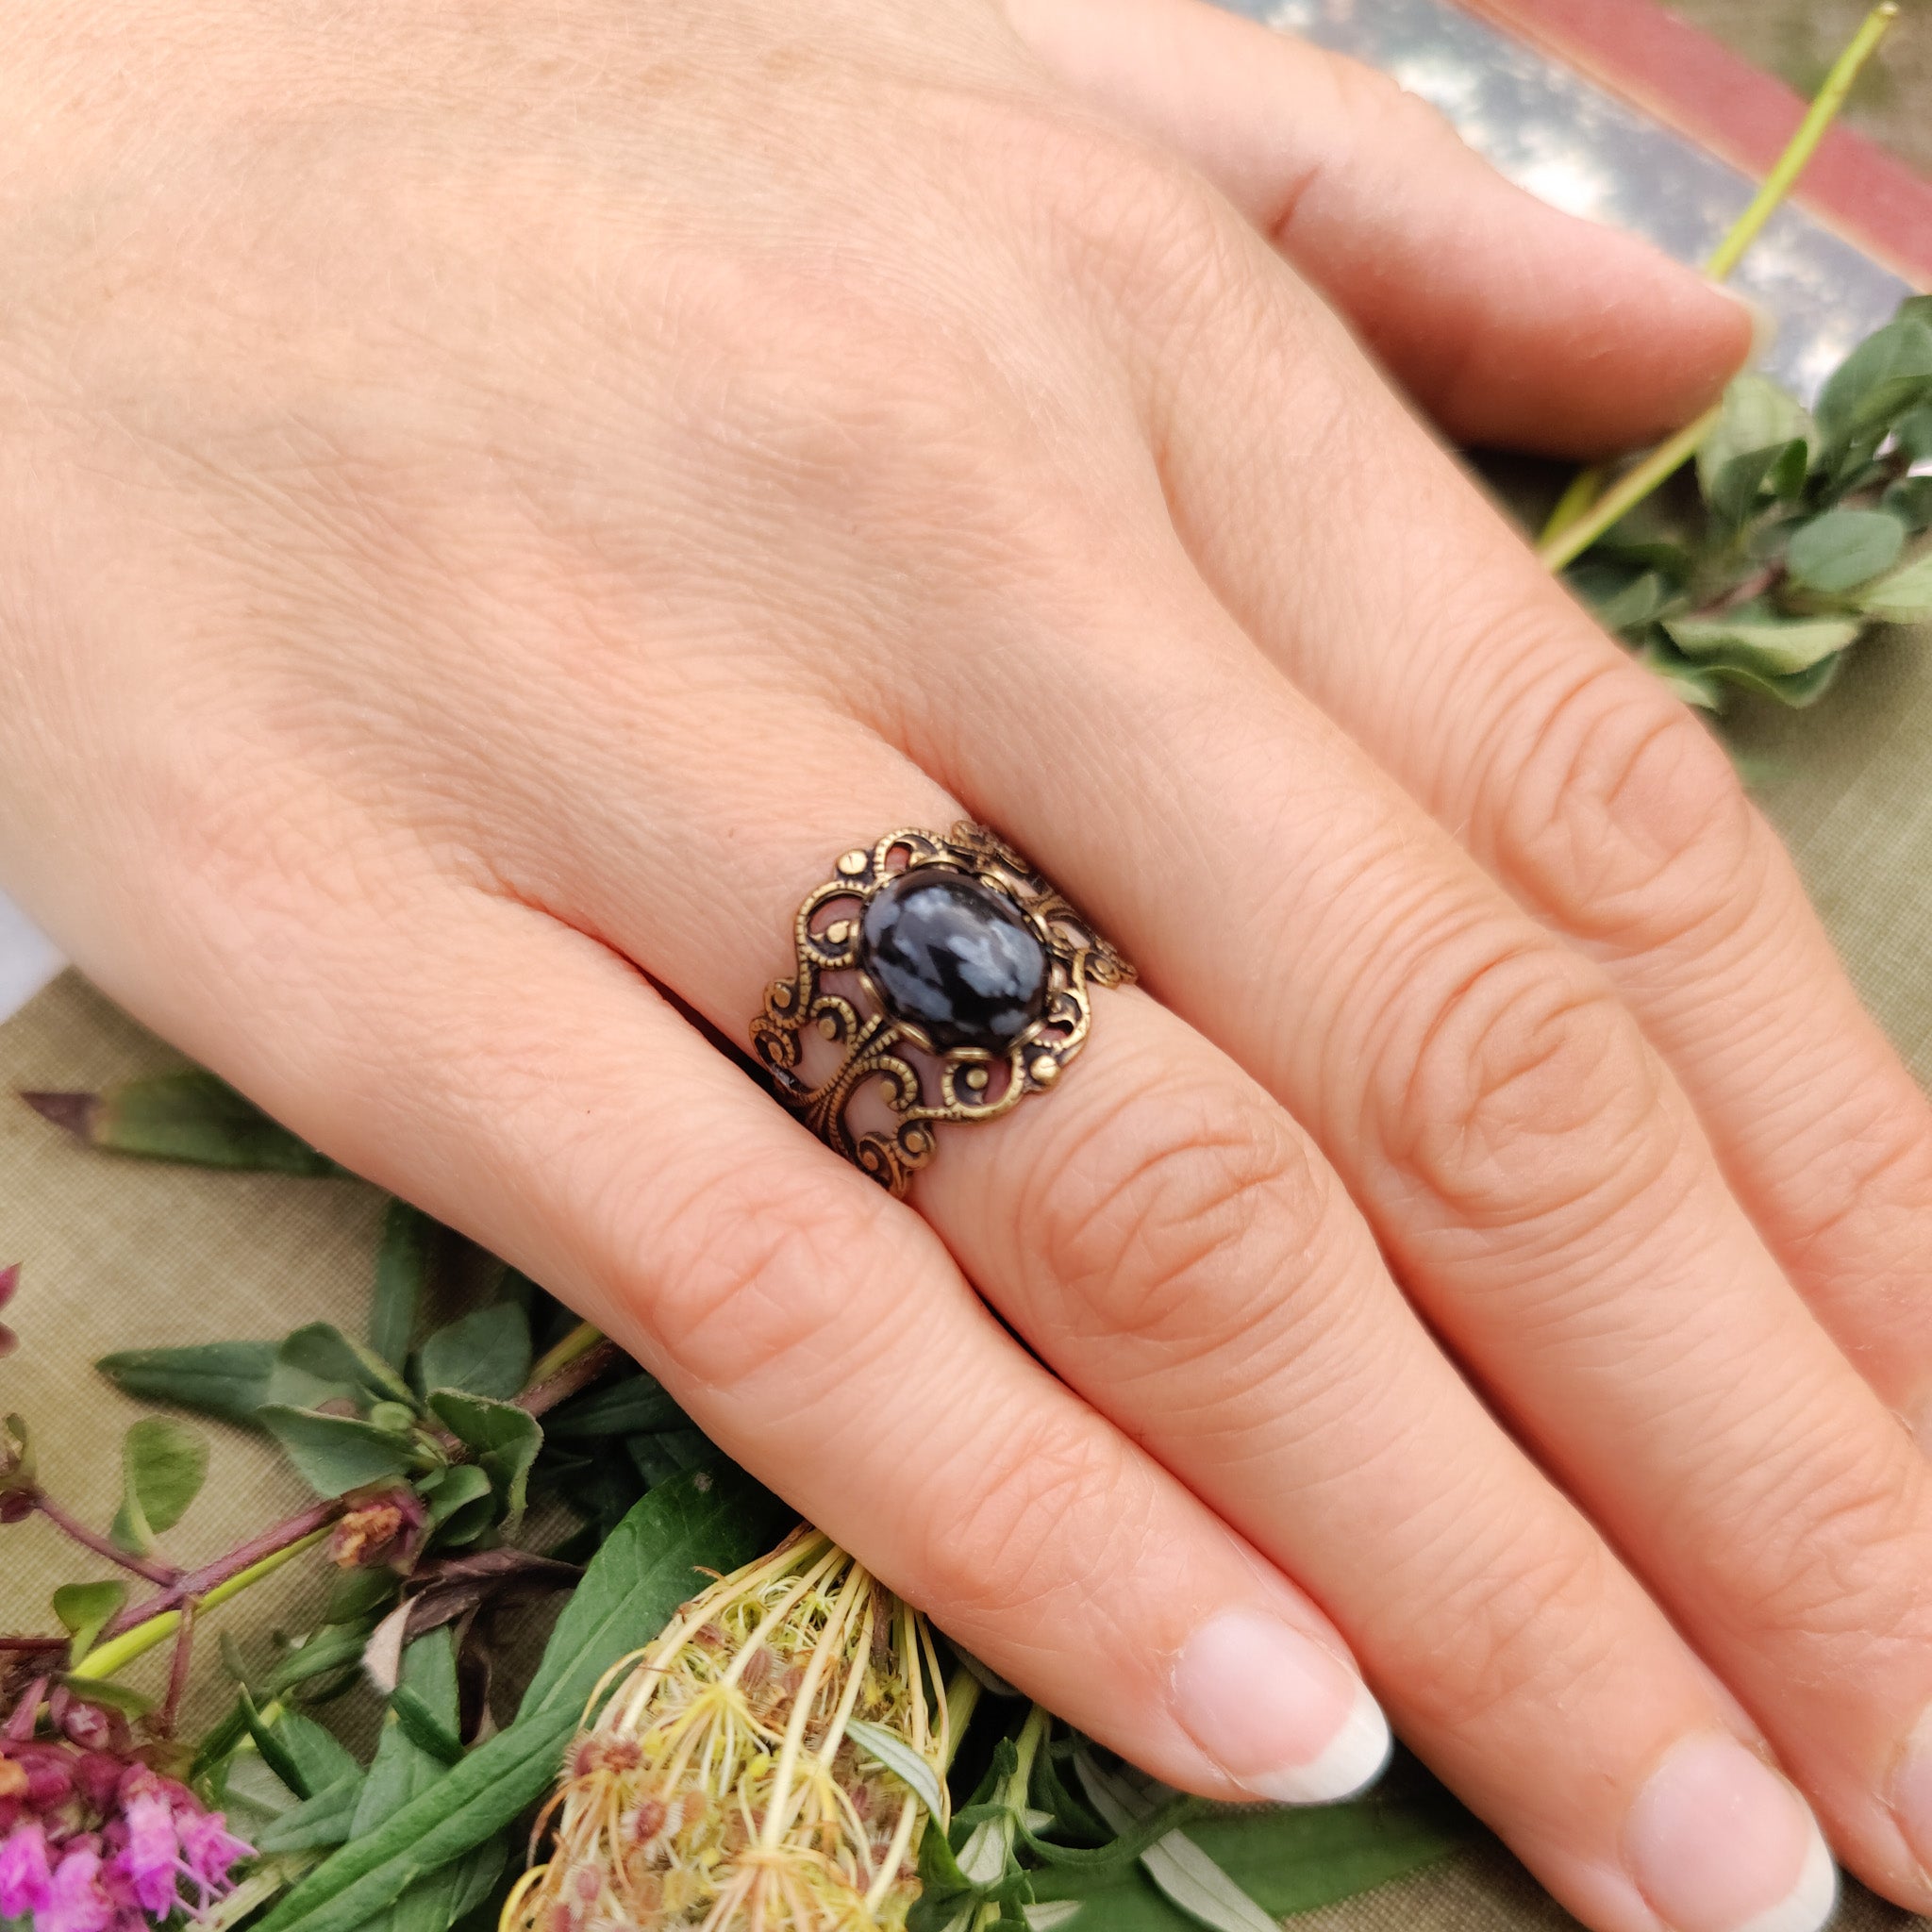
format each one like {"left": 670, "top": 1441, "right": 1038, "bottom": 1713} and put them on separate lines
{"left": 1906, "top": 1391, "right": 1932, "bottom": 1458}
{"left": 1624, "top": 1734, "right": 1837, "bottom": 1932}
{"left": 1172, "top": 1609, "right": 1391, "bottom": 1805}
{"left": 1894, "top": 1703, "right": 1932, "bottom": 1882}
{"left": 1707, "top": 281, "right": 1778, "bottom": 369}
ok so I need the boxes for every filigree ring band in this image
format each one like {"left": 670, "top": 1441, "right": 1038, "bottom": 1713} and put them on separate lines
{"left": 751, "top": 824, "right": 1135, "bottom": 1195}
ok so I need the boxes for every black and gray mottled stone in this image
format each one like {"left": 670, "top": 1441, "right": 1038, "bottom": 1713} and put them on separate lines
{"left": 858, "top": 868, "right": 1048, "bottom": 1055}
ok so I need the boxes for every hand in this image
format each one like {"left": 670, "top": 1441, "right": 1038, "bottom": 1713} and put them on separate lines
{"left": 3, "top": 3, "right": 1927, "bottom": 1928}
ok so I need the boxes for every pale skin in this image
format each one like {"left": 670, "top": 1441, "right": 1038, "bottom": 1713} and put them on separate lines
{"left": 2, "top": 0, "right": 1930, "bottom": 1926}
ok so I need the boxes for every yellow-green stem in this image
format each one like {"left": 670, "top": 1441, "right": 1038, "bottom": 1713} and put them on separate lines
{"left": 1539, "top": 402, "right": 1723, "bottom": 572}
{"left": 71, "top": 1528, "right": 332, "bottom": 1682}
{"left": 526, "top": 1320, "right": 605, "bottom": 1389}
{"left": 1705, "top": 4, "right": 1899, "bottom": 282}
{"left": 1536, "top": 1, "right": 1898, "bottom": 552}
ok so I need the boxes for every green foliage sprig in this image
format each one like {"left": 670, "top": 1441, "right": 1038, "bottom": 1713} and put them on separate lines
{"left": 1568, "top": 297, "right": 1932, "bottom": 711}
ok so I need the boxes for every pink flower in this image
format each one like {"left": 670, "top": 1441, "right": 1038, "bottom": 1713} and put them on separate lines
{"left": 175, "top": 1810, "right": 251, "bottom": 1907}
{"left": 0, "top": 1821, "right": 53, "bottom": 1918}
{"left": 39, "top": 1844, "right": 111, "bottom": 1932}
{"left": 112, "top": 1793, "right": 179, "bottom": 1917}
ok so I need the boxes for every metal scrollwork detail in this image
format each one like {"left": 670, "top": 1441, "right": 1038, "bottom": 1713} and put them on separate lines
{"left": 751, "top": 824, "right": 1134, "bottom": 1195}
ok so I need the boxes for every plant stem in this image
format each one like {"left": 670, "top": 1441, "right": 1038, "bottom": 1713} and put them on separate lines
{"left": 516, "top": 1338, "right": 618, "bottom": 1417}
{"left": 158, "top": 1600, "right": 196, "bottom": 1737}
{"left": 1536, "top": 1, "right": 1898, "bottom": 554}
{"left": 1705, "top": 3, "right": 1899, "bottom": 282}
{"left": 1539, "top": 403, "right": 1723, "bottom": 573}
{"left": 74, "top": 1527, "right": 334, "bottom": 1682}
{"left": 90, "top": 1498, "right": 344, "bottom": 1650}
{"left": 71, "top": 1319, "right": 612, "bottom": 1684}
{"left": 31, "top": 1493, "right": 181, "bottom": 1588}
{"left": 525, "top": 1321, "right": 607, "bottom": 1391}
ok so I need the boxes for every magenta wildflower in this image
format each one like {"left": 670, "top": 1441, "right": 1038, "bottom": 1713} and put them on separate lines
{"left": 175, "top": 1811, "right": 250, "bottom": 1906}
{"left": 39, "top": 1844, "right": 110, "bottom": 1932}
{"left": 0, "top": 1821, "right": 53, "bottom": 1918}
{"left": 113, "top": 1795, "right": 177, "bottom": 1918}
{"left": 0, "top": 1263, "right": 19, "bottom": 1358}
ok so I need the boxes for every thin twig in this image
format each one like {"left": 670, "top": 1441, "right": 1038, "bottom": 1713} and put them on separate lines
{"left": 515, "top": 1338, "right": 619, "bottom": 1416}
{"left": 158, "top": 1599, "right": 196, "bottom": 1737}
{"left": 92, "top": 1497, "right": 345, "bottom": 1645}
{"left": 31, "top": 1493, "right": 181, "bottom": 1588}
{"left": 1537, "top": 1, "right": 1900, "bottom": 554}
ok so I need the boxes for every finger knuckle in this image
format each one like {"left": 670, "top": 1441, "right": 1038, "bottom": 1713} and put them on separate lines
{"left": 1027, "top": 1058, "right": 1341, "bottom": 1363}
{"left": 916, "top": 1410, "right": 1144, "bottom": 1626}
{"left": 1019, "top": 113, "right": 1248, "bottom": 320}
{"left": 639, "top": 1158, "right": 904, "bottom": 1396}
{"left": 1386, "top": 937, "right": 1678, "bottom": 1238}
{"left": 1386, "top": 1517, "right": 1626, "bottom": 1736}
{"left": 1490, "top": 658, "right": 1770, "bottom": 957}
{"left": 1718, "top": 1424, "right": 1931, "bottom": 1652}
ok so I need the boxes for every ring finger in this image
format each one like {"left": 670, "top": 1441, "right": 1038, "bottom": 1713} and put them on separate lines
{"left": 488, "top": 696, "right": 1835, "bottom": 1932}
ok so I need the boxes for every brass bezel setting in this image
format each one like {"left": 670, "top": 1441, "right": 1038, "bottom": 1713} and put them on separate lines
{"left": 751, "top": 824, "right": 1134, "bottom": 1195}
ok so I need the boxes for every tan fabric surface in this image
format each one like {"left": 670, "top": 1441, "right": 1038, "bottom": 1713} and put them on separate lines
{"left": 6, "top": 611, "right": 1932, "bottom": 1932}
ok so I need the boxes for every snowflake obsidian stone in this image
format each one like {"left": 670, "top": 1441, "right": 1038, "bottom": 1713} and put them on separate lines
{"left": 752, "top": 824, "right": 1134, "bottom": 1194}
{"left": 858, "top": 868, "right": 1049, "bottom": 1054}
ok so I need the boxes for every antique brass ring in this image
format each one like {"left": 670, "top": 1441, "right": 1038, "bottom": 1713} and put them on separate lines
{"left": 751, "top": 824, "right": 1135, "bottom": 1195}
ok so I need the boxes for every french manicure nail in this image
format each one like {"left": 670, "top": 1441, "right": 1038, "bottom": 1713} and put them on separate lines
{"left": 1624, "top": 1734, "right": 1837, "bottom": 1932}
{"left": 1172, "top": 1609, "right": 1390, "bottom": 1805}
{"left": 1894, "top": 1704, "right": 1932, "bottom": 1883}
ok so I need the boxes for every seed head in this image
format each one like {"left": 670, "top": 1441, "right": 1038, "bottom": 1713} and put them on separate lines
{"left": 505, "top": 1532, "right": 948, "bottom": 1931}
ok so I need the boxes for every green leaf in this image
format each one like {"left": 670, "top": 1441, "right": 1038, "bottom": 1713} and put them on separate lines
{"left": 1073, "top": 1756, "right": 1275, "bottom": 1932}
{"left": 1857, "top": 551, "right": 1932, "bottom": 624}
{"left": 391, "top": 1687, "right": 465, "bottom": 1766}
{"left": 543, "top": 1374, "right": 687, "bottom": 1440}
{"left": 1816, "top": 316, "right": 1932, "bottom": 455}
{"left": 24, "top": 1071, "right": 337, "bottom": 1173}
{"left": 848, "top": 1718, "right": 947, "bottom": 1821}
{"left": 1709, "top": 441, "right": 1807, "bottom": 527}
{"left": 254, "top": 1472, "right": 789, "bottom": 1932}
{"left": 1582, "top": 569, "right": 1669, "bottom": 636}
{"left": 241, "top": 1689, "right": 322, "bottom": 1801}
{"left": 1882, "top": 477, "right": 1932, "bottom": 536}
{"left": 1785, "top": 508, "right": 1906, "bottom": 595}
{"left": 110, "top": 1415, "right": 209, "bottom": 1555}
{"left": 417, "top": 1306, "right": 530, "bottom": 1404}
{"left": 261, "top": 1407, "right": 417, "bottom": 1497}
{"left": 370, "top": 1204, "right": 435, "bottom": 1374}
{"left": 420, "top": 1465, "right": 496, "bottom": 1546}
{"left": 1031, "top": 1764, "right": 1473, "bottom": 1928}
{"left": 625, "top": 1428, "right": 722, "bottom": 1490}
{"left": 263, "top": 1623, "right": 379, "bottom": 1699}
{"left": 1897, "top": 403, "right": 1932, "bottom": 465}
{"left": 1697, "top": 374, "right": 1812, "bottom": 500}
{"left": 281, "top": 1325, "right": 418, "bottom": 1409}
{"left": 352, "top": 1634, "right": 460, "bottom": 1843}
{"left": 276, "top": 1714, "right": 363, "bottom": 1799}
{"left": 372, "top": 1837, "right": 508, "bottom": 1932}
{"left": 95, "top": 1341, "right": 279, "bottom": 1429}
{"left": 426, "top": 1391, "right": 540, "bottom": 1529}
{"left": 1661, "top": 611, "right": 1861, "bottom": 676}
{"left": 52, "top": 1580, "right": 128, "bottom": 1664}
{"left": 257, "top": 1778, "right": 367, "bottom": 1855}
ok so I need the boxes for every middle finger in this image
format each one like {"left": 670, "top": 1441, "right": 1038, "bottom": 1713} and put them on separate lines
{"left": 915, "top": 521, "right": 1932, "bottom": 1907}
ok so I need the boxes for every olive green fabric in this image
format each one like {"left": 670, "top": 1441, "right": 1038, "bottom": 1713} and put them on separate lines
{"left": 7, "top": 627, "right": 1932, "bottom": 1932}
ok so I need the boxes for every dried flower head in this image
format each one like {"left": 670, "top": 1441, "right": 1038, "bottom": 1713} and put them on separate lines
{"left": 327, "top": 1486, "right": 428, "bottom": 1574}
{"left": 505, "top": 1531, "right": 948, "bottom": 1932}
